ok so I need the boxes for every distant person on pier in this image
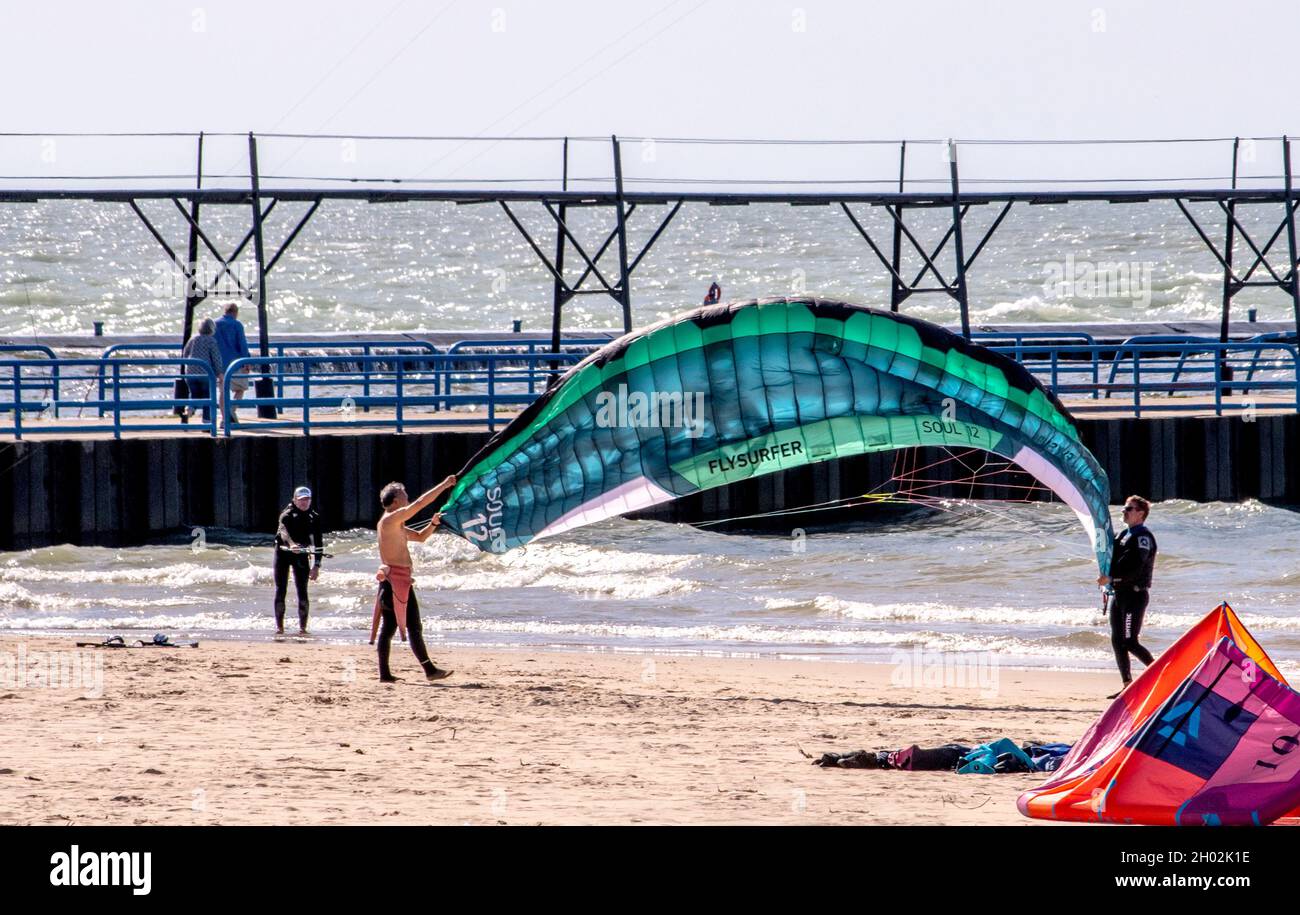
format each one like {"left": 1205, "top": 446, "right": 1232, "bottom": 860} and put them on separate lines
{"left": 214, "top": 301, "right": 252, "bottom": 423}
{"left": 179, "top": 318, "right": 223, "bottom": 423}
{"left": 371, "top": 478, "right": 456, "bottom": 683}
{"left": 1097, "top": 495, "right": 1158, "bottom": 697}
{"left": 703, "top": 281, "right": 722, "bottom": 305}
{"left": 274, "top": 485, "right": 324, "bottom": 635}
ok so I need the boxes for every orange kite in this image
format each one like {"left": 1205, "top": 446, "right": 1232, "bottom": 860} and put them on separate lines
{"left": 1019, "top": 603, "right": 1300, "bottom": 826}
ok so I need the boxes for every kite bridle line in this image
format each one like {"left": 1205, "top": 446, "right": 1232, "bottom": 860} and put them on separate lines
{"left": 688, "top": 446, "right": 1092, "bottom": 562}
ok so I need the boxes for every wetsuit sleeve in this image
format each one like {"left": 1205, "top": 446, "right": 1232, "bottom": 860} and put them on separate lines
{"left": 275, "top": 507, "right": 293, "bottom": 547}
{"left": 312, "top": 514, "right": 324, "bottom": 568}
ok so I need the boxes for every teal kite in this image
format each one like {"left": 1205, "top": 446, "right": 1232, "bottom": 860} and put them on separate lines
{"left": 438, "top": 298, "right": 1113, "bottom": 572}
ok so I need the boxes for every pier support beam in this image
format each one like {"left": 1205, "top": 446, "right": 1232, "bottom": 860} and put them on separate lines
{"left": 889, "top": 142, "right": 907, "bottom": 312}
{"left": 124, "top": 132, "right": 322, "bottom": 364}
{"left": 181, "top": 132, "right": 204, "bottom": 348}
{"left": 549, "top": 137, "right": 570, "bottom": 356}
{"left": 495, "top": 136, "right": 683, "bottom": 352}
{"left": 612, "top": 135, "right": 633, "bottom": 333}
{"left": 1220, "top": 137, "right": 1240, "bottom": 344}
{"left": 1284, "top": 137, "right": 1300, "bottom": 340}
{"left": 248, "top": 132, "right": 270, "bottom": 362}
{"left": 1175, "top": 135, "right": 1300, "bottom": 345}
{"left": 948, "top": 140, "right": 972, "bottom": 339}
{"left": 841, "top": 143, "right": 1011, "bottom": 339}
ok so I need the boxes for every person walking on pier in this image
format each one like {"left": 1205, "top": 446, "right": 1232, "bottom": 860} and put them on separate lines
{"left": 274, "top": 485, "right": 324, "bottom": 635}
{"left": 214, "top": 301, "right": 252, "bottom": 423}
{"left": 1097, "top": 495, "right": 1158, "bottom": 697}
{"left": 180, "top": 318, "right": 223, "bottom": 423}
{"left": 372, "top": 478, "right": 456, "bottom": 683}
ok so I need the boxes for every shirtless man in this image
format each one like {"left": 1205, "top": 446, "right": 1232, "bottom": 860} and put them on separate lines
{"left": 373, "top": 477, "right": 456, "bottom": 683}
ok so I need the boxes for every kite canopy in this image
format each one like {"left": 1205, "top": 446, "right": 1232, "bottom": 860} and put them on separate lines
{"left": 1019, "top": 603, "right": 1300, "bottom": 826}
{"left": 439, "top": 297, "right": 1113, "bottom": 570}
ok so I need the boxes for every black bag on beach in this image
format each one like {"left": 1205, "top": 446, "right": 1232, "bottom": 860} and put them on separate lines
{"left": 254, "top": 375, "right": 278, "bottom": 419}
{"left": 173, "top": 377, "right": 189, "bottom": 416}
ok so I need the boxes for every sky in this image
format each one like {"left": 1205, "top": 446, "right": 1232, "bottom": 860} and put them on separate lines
{"left": 0, "top": 1, "right": 1295, "bottom": 189}
{"left": 1, "top": 0, "right": 1295, "bottom": 139}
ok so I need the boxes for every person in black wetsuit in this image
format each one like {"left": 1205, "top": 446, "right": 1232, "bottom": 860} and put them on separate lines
{"left": 274, "top": 485, "right": 324, "bottom": 635}
{"left": 1097, "top": 495, "right": 1157, "bottom": 696}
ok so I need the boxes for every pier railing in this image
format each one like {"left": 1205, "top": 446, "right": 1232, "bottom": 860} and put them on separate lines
{"left": 444, "top": 337, "right": 610, "bottom": 395}
{"left": 1, "top": 357, "right": 219, "bottom": 437}
{"left": 218, "top": 352, "right": 584, "bottom": 436}
{"left": 95, "top": 339, "right": 442, "bottom": 416}
{"left": 990, "top": 340, "right": 1300, "bottom": 416}
{"left": 1, "top": 338, "right": 1296, "bottom": 440}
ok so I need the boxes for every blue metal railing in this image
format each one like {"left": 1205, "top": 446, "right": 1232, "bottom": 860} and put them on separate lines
{"left": 0, "top": 343, "right": 59, "bottom": 359}
{"left": 0, "top": 344, "right": 62, "bottom": 417}
{"left": 96, "top": 338, "right": 608, "bottom": 413}
{"left": 97, "top": 339, "right": 442, "bottom": 415}
{"left": 1002, "top": 340, "right": 1300, "bottom": 417}
{"left": 3, "top": 338, "right": 1296, "bottom": 440}
{"left": 1104, "top": 335, "right": 1217, "bottom": 390}
{"left": 220, "top": 351, "right": 583, "bottom": 436}
{"left": 443, "top": 337, "right": 609, "bottom": 395}
{"left": 1101, "top": 332, "right": 1300, "bottom": 389}
{"left": 972, "top": 329, "right": 1097, "bottom": 351}
{"left": 1, "top": 357, "right": 218, "bottom": 439}
{"left": 100, "top": 339, "right": 442, "bottom": 360}
{"left": 444, "top": 337, "right": 612, "bottom": 354}
{"left": 975, "top": 331, "right": 1101, "bottom": 397}
{"left": 1241, "top": 332, "right": 1300, "bottom": 381}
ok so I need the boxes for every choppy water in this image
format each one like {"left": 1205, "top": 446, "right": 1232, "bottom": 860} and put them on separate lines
{"left": 2, "top": 201, "right": 1299, "bottom": 670}
{"left": 1, "top": 199, "right": 1296, "bottom": 338}
{"left": 3, "top": 500, "right": 1298, "bottom": 673}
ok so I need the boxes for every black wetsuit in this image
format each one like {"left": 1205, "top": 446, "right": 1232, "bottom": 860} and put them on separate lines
{"left": 375, "top": 579, "right": 437, "bottom": 680}
{"left": 274, "top": 503, "right": 323, "bottom": 630}
{"left": 1109, "top": 523, "right": 1157, "bottom": 681}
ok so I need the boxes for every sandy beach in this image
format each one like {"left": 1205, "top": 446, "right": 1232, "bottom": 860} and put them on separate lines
{"left": 0, "top": 635, "right": 1116, "bottom": 825}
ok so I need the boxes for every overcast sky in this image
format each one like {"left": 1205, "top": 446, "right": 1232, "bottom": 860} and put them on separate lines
{"left": 2, "top": 0, "right": 1295, "bottom": 140}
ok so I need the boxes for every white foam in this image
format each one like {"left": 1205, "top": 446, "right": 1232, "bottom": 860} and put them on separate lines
{"left": 0, "top": 562, "right": 265, "bottom": 587}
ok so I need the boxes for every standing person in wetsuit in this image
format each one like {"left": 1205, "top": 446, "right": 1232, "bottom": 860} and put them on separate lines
{"left": 274, "top": 485, "right": 324, "bottom": 635}
{"left": 373, "top": 478, "right": 457, "bottom": 683}
{"left": 1097, "top": 495, "right": 1157, "bottom": 696}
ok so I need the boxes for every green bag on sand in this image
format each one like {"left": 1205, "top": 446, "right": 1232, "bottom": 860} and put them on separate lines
{"left": 958, "top": 738, "right": 1036, "bottom": 774}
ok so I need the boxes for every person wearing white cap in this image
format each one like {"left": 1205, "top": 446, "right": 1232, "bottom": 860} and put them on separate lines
{"left": 273, "top": 485, "right": 324, "bottom": 634}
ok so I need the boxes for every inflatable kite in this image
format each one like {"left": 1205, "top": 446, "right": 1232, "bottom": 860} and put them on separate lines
{"left": 438, "top": 297, "right": 1113, "bottom": 571}
{"left": 1019, "top": 603, "right": 1300, "bottom": 826}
